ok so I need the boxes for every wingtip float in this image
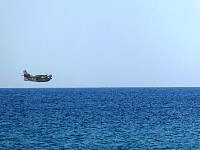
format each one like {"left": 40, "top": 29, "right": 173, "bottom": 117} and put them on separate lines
{"left": 22, "top": 70, "right": 52, "bottom": 82}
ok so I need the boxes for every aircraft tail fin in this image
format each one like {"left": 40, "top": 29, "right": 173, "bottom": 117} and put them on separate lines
{"left": 23, "top": 70, "right": 29, "bottom": 75}
{"left": 23, "top": 70, "right": 30, "bottom": 81}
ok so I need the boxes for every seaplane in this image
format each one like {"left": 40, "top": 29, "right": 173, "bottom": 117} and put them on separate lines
{"left": 22, "top": 70, "right": 52, "bottom": 82}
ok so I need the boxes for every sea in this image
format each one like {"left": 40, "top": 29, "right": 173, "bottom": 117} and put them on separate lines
{"left": 1, "top": 88, "right": 200, "bottom": 150}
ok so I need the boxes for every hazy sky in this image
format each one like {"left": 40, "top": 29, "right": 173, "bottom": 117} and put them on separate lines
{"left": 1, "top": 0, "right": 200, "bottom": 88}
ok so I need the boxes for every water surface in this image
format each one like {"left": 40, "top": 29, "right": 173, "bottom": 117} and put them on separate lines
{"left": 0, "top": 88, "right": 200, "bottom": 149}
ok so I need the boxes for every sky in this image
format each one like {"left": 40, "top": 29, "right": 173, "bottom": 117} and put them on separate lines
{"left": 1, "top": 0, "right": 200, "bottom": 88}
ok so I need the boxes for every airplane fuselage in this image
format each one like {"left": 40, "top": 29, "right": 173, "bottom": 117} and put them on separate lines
{"left": 25, "top": 76, "right": 52, "bottom": 82}
{"left": 23, "top": 70, "right": 52, "bottom": 82}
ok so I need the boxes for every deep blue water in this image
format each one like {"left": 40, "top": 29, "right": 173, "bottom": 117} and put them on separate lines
{"left": 1, "top": 88, "right": 200, "bottom": 149}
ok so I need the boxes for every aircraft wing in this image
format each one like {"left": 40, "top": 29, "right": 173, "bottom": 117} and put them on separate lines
{"left": 31, "top": 75, "right": 47, "bottom": 78}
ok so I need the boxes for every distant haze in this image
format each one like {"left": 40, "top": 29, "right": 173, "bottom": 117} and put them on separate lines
{"left": 1, "top": 0, "right": 200, "bottom": 88}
